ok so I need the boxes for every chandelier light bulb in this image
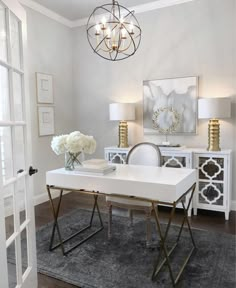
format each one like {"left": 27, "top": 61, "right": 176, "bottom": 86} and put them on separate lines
{"left": 106, "top": 28, "right": 111, "bottom": 39}
{"left": 95, "top": 24, "right": 100, "bottom": 35}
{"left": 87, "top": 0, "right": 142, "bottom": 61}
{"left": 121, "top": 28, "right": 127, "bottom": 39}
{"left": 130, "top": 22, "right": 134, "bottom": 34}
{"left": 101, "top": 17, "right": 106, "bottom": 25}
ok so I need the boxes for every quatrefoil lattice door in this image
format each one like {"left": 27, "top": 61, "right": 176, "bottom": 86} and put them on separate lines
{"left": 194, "top": 153, "right": 230, "bottom": 220}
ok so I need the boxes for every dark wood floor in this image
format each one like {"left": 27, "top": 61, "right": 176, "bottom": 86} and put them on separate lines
{"left": 35, "top": 192, "right": 236, "bottom": 288}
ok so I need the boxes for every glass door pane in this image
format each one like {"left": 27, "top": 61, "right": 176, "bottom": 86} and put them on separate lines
{"left": 4, "top": 185, "right": 14, "bottom": 240}
{"left": 14, "top": 126, "right": 25, "bottom": 173}
{"left": 7, "top": 241, "right": 17, "bottom": 288}
{"left": 0, "top": 127, "right": 13, "bottom": 182}
{"left": 13, "top": 72, "right": 23, "bottom": 121}
{"left": 21, "top": 228, "right": 29, "bottom": 276}
{"left": 16, "top": 176, "right": 26, "bottom": 225}
{"left": 10, "top": 13, "right": 21, "bottom": 69}
{"left": 0, "top": 65, "right": 10, "bottom": 121}
{"left": 0, "top": 3, "right": 7, "bottom": 62}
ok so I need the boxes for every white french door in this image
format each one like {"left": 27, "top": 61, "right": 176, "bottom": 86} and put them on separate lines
{"left": 0, "top": 0, "right": 37, "bottom": 287}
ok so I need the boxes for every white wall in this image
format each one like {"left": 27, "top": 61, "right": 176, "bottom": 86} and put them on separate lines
{"left": 23, "top": 0, "right": 236, "bottom": 206}
{"left": 25, "top": 7, "right": 77, "bottom": 200}
{"left": 72, "top": 0, "right": 236, "bottom": 201}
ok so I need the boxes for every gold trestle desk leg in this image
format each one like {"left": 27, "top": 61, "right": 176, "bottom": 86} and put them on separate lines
{"left": 151, "top": 183, "right": 196, "bottom": 286}
{"left": 46, "top": 186, "right": 104, "bottom": 256}
{"left": 47, "top": 186, "right": 65, "bottom": 255}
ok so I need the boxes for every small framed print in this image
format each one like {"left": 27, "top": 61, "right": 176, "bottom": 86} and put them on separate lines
{"left": 38, "top": 106, "right": 55, "bottom": 136}
{"left": 36, "top": 72, "right": 53, "bottom": 104}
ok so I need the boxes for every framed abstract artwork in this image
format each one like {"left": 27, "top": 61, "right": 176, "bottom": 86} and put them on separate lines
{"left": 36, "top": 72, "right": 53, "bottom": 104}
{"left": 38, "top": 106, "right": 55, "bottom": 136}
{"left": 143, "top": 76, "right": 198, "bottom": 135}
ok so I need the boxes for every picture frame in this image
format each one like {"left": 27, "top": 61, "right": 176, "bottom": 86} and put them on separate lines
{"left": 38, "top": 106, "right": 55, "bottom": 136}
{"left": 143, "top": 76, "right": 198, "bottom": 135}
{"left": 36, "top": 72, "right": 53, "bottom": 104}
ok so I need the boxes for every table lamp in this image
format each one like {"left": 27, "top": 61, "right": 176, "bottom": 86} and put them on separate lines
{"left": 109, "top": 103, "right": 135, "bottom": 148}
{"left": 198, "top": 97, "right": 231, "bottom": 151}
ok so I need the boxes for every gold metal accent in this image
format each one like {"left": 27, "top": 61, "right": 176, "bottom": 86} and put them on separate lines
{"left": 118, "top": 120, "right": 129, "bottom": 148}
{"left": 152, "top": 107, "right": 181, "bottom": 134}
{"left": 207, "top": 119, "right": 221, "bottom": 151}
{"left": 151, "top": 183, "right": 196, "bottom": 286}
{"left": 47, "top": 186, "right": 104, "bottom": 256}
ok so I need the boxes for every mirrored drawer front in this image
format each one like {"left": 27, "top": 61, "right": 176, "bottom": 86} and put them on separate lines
{"left": 162, "top": 156, "right": 187, "bottom": 168}
{"left": 198, "top": 157, "right": 224, "bottom": 181}
{"left": 108, "top": 152, "right": 128, "bottom": 164}
{"left": 198, "top": 181, "right": 224, "bottom": 206}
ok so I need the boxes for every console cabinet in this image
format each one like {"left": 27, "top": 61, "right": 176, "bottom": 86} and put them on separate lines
{"left": 104, "top": 146, "right": 232, "bottom": 220}
{"left": 194, "top": 151, "right": 232, "bottom": 220}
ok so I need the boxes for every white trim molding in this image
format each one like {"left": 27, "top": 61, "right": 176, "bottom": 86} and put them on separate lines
{"left": 129, "top": 0, "right": 195, "bottom": 15}
{"left": 33, "top": 193, "right": 236, "bottom": 213}
{"left": 34, "top": 190, "right": 71, "bottom": 206}
{"left": 19, "top": 0, "right": 74, "bottom": 27}
{"left": 34, "top": 195, "right": 236, "bottom": 212}
{"left": 19, "top": 0, "right": 195, "bottom": 28}
{"left": 231, "top": 200, "right": 236, "bottom": 211}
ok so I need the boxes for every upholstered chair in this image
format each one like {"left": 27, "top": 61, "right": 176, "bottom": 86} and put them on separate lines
{"left": 106, "top": 142, "right": 161, "bottom": 246}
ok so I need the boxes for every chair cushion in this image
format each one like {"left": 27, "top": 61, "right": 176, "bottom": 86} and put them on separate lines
{"left": 106, "top": 196, "right": 152, "bottom": 207}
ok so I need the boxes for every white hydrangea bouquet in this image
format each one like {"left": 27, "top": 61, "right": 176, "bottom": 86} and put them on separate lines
{"left": 51, "top": 131, "right": 96, "bottom": 170}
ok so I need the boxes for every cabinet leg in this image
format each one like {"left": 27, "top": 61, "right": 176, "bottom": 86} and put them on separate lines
{"left": 225, "top": 211, "right": 229, "bottom": 221}
{"left": 187, "top": 208, "right": 192, "bottom": 217}
{"left": 193, "top": 208, "right": 197, "bottom": 216}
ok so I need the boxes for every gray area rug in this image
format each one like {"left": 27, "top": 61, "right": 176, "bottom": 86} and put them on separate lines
{"left": 31, "top": 210, "right": 236, "bottom": 287}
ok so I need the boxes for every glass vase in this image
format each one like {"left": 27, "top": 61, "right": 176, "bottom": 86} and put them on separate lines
{"left": 65, "top": 152, "right": 82, "bottom": 170}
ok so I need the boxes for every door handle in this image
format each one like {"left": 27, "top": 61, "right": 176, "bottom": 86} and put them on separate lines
{"left": 29, "top": 166, "right": 38, "bottom": 176}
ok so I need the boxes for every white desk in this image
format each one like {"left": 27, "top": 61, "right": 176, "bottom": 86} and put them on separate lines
{"left": 46, "top": 165, "right": 197, "bottom": 286}
{"left": 46, "top": 165, "right": 196, "bottom": 203}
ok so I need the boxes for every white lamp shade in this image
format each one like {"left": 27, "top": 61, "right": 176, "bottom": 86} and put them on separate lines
{"left": 109, "top": 103, "right": 135, "bottom": 121}
{"left": 198, "top": 98, "right": 231, "bottom": 119}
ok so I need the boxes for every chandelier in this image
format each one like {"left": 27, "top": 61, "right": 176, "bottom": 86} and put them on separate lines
{"left": 86, "top": 0, "right": 142, "bottom": 61}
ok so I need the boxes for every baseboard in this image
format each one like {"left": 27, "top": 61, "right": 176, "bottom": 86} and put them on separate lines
{"left": 34, "top": 190, "right": 71, "bottom": 206}
{"left": 34, "top": 193, "right": 236, "bottom": 210}
{"left": 231, "top": 200, "right": 236, "bottom": 211}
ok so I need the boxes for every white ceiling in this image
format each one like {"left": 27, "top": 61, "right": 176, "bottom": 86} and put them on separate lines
{"left": 31, "top": 0, "right": 157, "bottom": 21}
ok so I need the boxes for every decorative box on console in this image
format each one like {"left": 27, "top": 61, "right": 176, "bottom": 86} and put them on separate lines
{"left": 104, "top": 146, "right": 232, "bottom": 220}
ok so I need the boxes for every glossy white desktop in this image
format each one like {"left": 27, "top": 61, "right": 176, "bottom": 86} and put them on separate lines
{"left": 46, "top": 164, "right": 196, "bottom": 202}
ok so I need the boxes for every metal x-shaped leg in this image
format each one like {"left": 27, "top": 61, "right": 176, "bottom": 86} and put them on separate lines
{"left": 47, "top": 185, "right": 104, "bottom": 256}
{"left": 151, "top": 183, "right": 196, "bottom": 286}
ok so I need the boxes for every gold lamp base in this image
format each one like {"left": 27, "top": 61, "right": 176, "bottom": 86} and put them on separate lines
{"left": 118, "top": 121, "right": 129, "bottom": 148}
{"left": 207, "top": 119, "right": 221, "bottom": 151}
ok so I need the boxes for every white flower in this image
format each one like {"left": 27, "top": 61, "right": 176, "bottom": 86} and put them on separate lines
{"left": 51, "top": 134, "right": 68, "bottom": 155}
{"left": 66, "top": 131, "right": 84, "bottom": 154}
{"left": 51, "top": 131, "right": 96, "bottom": 156}
{"left": 83, "top": 135, "right": 96, "bottom": 154}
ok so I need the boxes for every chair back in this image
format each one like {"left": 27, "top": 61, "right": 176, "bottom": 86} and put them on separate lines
{"left": 126, "top": 142, "right": 161, "bottom": 167}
